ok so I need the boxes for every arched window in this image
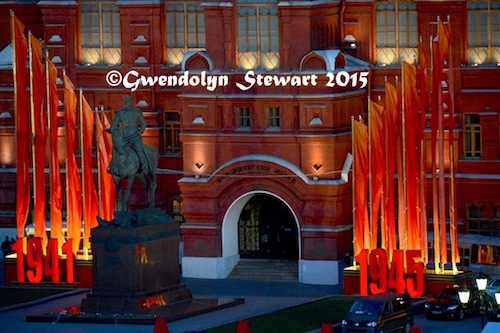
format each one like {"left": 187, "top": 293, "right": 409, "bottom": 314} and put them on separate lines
{"left": 376, "top": 1, "right": 417, "bottom": 66}
{"left": 165, "top": 1, "right": 206, "bottom": 66}
{"left": 467, "top": 0, "right": 500, "bottom": 66}
{"left": 237, "top": 0, "right": 279, "bottom": 70}
{"left": 80, "top": 1, "right": 121, "bottom": 66}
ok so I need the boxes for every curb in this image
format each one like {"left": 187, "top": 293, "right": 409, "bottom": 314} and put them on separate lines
{"left": 0, "top": 288, "right": 90, "bottom": 313}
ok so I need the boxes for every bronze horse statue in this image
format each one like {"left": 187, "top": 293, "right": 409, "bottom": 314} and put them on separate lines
{"left": 107, "top": 126, "right": 159, "bottom": 211}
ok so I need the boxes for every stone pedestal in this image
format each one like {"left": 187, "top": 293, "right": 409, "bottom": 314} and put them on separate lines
{"left": 81, "top": 208, "right": 192, "bottom": 312}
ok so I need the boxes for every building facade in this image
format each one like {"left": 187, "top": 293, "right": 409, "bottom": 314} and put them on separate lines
{"left": 0, "top": 0, "right": 499, "bottom": 285}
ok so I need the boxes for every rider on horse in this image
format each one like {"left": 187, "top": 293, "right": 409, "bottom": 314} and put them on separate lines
{"left": 109, "top": 95, "right": 149, "bottom": 173}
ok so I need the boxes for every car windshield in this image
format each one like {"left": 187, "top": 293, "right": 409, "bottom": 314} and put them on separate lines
{"left": 435, "top": 289, "right": 458, "bottom": 300}
{"left": 349, "top": 300, "right": 384, "bottom": 315}
{"left": 489, "top": 279, "right": 500, "bottom": 288}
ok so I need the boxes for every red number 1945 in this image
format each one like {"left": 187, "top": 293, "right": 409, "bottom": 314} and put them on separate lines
{"left": 355, "top": 248, "right": 424, "bottom": 297}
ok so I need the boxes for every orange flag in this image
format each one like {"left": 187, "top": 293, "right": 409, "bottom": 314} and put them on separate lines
{"left": 64, "top": 73, "right": 82, "bottom": 253}
{"left": 29, "top": 34, "right": 47, "bottom": 242}
{"left": 444, "top": 21, "right": 459, "bottom": 267}
{"left": 47, "top": 58, "right": 63, "bottom": 244}
{"left": 96, "top": 113, "right": 115, "bottom": 221}
{"left": 353, "top": 120, "right": 369, "bottom": 256}
{"left": 81, "top": 94, "right": 99, "bottom": 249}
{"left": 436, "top": 20, "right": 450, "bottom": 265}
{"left": 402, "top": 61, "right": 421, "bottom": 251}
{"left": 12, "top": 14, "right": 30, "bottom": 238}
{"left": 417, "top": 37, "right": 429, "bottom": 263}
{"left": 384, "top": 82, "right": 399, "bottom": 258}
{"left": 369, "top": 100, "right": 385, "bottom": 250}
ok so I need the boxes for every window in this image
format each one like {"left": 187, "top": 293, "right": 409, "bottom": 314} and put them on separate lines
{"left": 468, "top": 0, "right": 500, "bottom": 65}
{"left": 376, "top": 1, "right": 417, "bottom": 66}
{"left": 267, "top": 107, "right": 280, "bottom": 129}
{"left": 464, "top": 113, "right": 481, "bottom": 158}
{"left": 170, "top": 197, "right": 185, "bottom": 223}
{"left": 492, "top": 206, "right": 500, "bottom": 237}
{"left": 163, "top": 110, "right": 181, "bottom": 154}
{"left": 238, "top": 0, "right": 279, "bottom": 70}
{"left": 80, "top": 1, "right": 121, "bottom": 66}
{"left": 237, "top": 107, "right": 251, "bottom": 129}
{"left": 467, "top": 204, "right": 490, "bottom": 235}
{"left": 165, "top": 1, "right": 206, "bottom": 66}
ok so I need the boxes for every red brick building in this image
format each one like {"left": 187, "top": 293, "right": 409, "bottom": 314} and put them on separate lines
{"left": 0, "top": 0, "right": 499, "bottom": 285}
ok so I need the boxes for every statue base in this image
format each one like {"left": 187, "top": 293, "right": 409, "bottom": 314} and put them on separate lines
{"left": 81, "top": 208, "right": 193, "bottom": 312}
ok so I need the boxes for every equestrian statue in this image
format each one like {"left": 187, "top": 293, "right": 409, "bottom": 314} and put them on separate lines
{"left": 107, "top": 95, "right": 159, "bottom": 212}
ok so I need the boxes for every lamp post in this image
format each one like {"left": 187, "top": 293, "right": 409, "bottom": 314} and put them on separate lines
{"left": 458, "top": 285, "right": 471, "bottom": 319}
{"left": 495, "top": 288, "right": 500, "bottom": 322}
{"left": 458, "top": 285, "right": 471, "bottom": 305}
{"left": 476, "top": 272, "right": 489, "bottom": 328}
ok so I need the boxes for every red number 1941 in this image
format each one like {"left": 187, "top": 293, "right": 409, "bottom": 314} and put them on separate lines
{"left": 11, "top": 238, "right": 75, "bottom": 284}
{"left": 355, "top": 249, "right": 424, "bottom": 297}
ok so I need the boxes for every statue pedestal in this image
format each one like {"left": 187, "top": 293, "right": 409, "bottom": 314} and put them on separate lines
{"left": 81, "top": 209, "right": 192, "bottom": 312}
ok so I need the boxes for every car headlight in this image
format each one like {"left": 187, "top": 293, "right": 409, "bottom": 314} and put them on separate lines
{"left": 342, "top": 320, "right": 348, "bottom": 326}
{"left": 366, "top": 321, "right": 378, "bottom": 327}
{"left": 447, "top": 305, "right": 459, "bottom": 311}
{"left": 424, "top": 304, "right": 430, "bottom": 309}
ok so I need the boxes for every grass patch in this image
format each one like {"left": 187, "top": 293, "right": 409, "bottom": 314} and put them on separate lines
{"left": 202, "top": 296, "right": 360, "bottom": 333}
{"left": 0, "top": 287, "right": 69, "bottom": 308}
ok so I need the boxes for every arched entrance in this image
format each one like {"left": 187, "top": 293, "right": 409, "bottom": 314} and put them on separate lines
{"left": 238, "top": 194, "right": 299, "bottom": 260}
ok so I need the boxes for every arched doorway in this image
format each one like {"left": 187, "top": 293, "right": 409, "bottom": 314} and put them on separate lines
{"left": 237, "top": 194, "right": 299, "bottom": 260}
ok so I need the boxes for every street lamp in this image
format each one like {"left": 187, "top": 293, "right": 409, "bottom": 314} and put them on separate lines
{"left": 458, "top": 285, "right": 471, "bottom": 319}
{"left": 458, "top": 285, "right": 471, "bottom": 305}
{"left": 476, "top": 272, "right": 489, "bottom": 328}
{"left": 494, "top": 288, "right": 500, "bottom": 322}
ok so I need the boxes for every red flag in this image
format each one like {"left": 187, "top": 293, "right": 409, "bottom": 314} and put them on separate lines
{"left": 353, "top": 120, "right": 369, "bottom": 255}
{"left": 64, "top": 73, "right": 82, "bottom": 253}
{"left": 29, "top": 34, "right": 47, "bottom": 242}
{"left": 384, "top": 82, "right": 399, "bottom": 258}
{"left": 47, "top": 58, "right": 63, "bottom": 244}
{"left": 445, "top": 21, "right": 459, "bottom": 267}
{"left": 402, "top": 61, "right": 421, "bottom": 251}
{"left": 12, "top": 14, "right": 30, "bottom": 238}
{"left": 81, "top": 94, "right": 99, "bottom": 249}
{"left": 369, "top": 100, "right": 385, "bottom": 249}
{"left": 437, "top": 20, "right": 449, "bottom": 265}
{"left": 417, "top": 38, "right": 429, "bottom": 263}
{"left": 96, "top": 113, "right": 115, "bottom": 221}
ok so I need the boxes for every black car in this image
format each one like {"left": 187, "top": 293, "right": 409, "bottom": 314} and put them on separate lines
{"left": 342, "top": 293, "right": 414, "bottom": 333}
{"left": 424, "top": 286, "right": 494, "bottom": 320}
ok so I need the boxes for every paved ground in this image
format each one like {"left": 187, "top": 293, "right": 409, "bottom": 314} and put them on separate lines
{"left": 0, "top": 258, "right": 493, "bottom": 333}
{"left": 0, "top": 277, "right": 340, "bottom": 333}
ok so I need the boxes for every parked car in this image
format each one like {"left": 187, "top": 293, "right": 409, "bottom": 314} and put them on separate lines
{"left": 485, "top": 278, "right": 500, "bottom": 299}
{"left": 341, "top": 293, "right": 414, "bottom": 333}
{"left": 424, "top": 285, "right": 495, "bottom": 320}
